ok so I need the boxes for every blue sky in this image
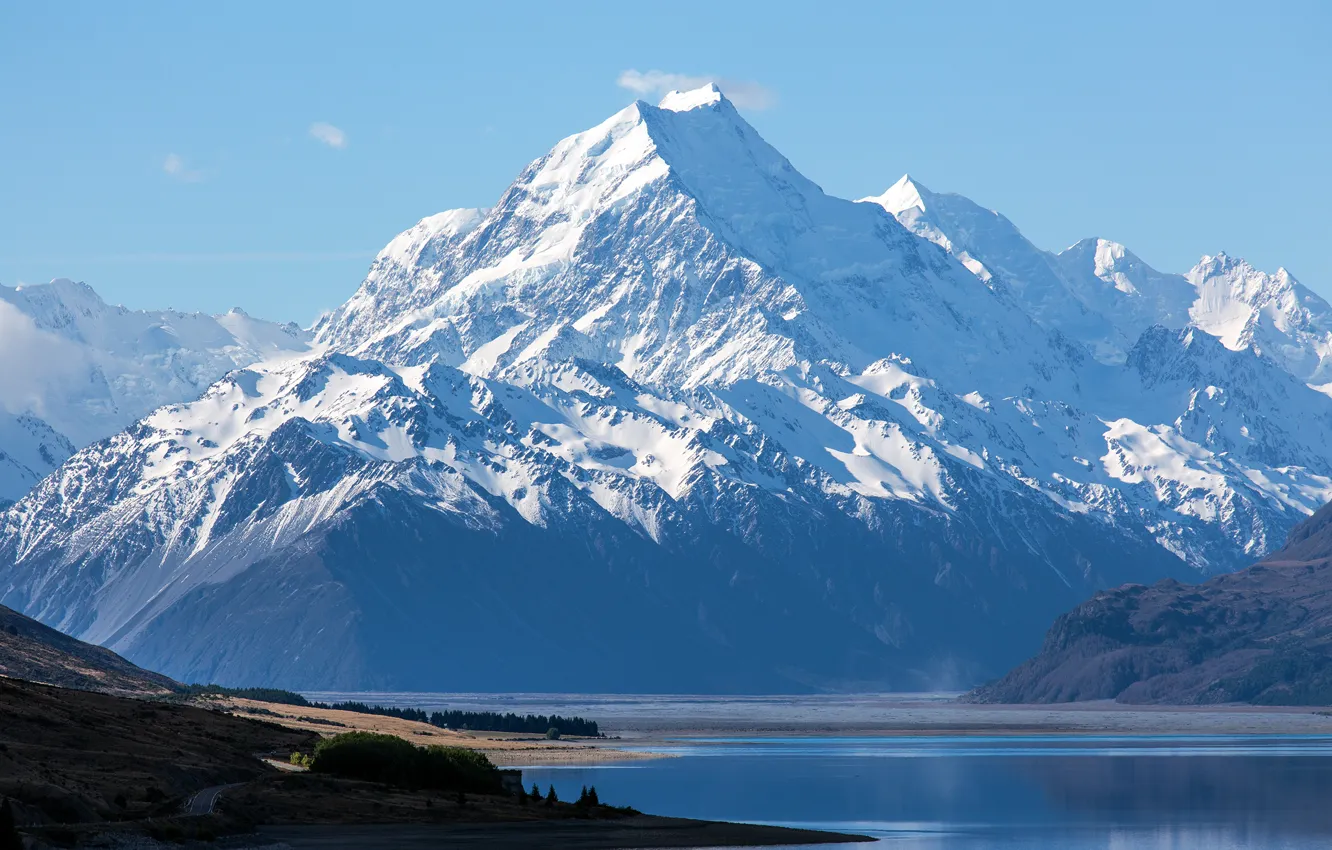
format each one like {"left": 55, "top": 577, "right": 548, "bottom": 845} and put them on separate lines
{"left": 3, "top": 1, "right": 1328, "bottom": 324}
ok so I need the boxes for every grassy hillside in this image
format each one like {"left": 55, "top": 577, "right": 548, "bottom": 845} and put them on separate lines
{"left": 0, "top": 603, "right": 178, "bottom": 695}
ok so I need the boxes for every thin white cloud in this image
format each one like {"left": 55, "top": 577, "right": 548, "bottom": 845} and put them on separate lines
{"left": 616, "top": 69, "right": 776, "bottom": 111}
{"left": 0, "top": 301, "right": 87, "bottom": 416}
{"left": 309, "top": 122, "right": 348, "bottom": 149}
{"left": 162, "top": 153, "right": 204, "bottom": 182}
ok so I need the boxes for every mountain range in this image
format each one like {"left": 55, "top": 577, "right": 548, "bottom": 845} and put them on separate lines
{"left": 2, "top": 84, "right": 1329, "bottom": 692}
{"left": 0, "top": 278, "right": 309, "bottom": 503}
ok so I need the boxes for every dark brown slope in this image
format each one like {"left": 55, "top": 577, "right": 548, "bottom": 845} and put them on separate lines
{"left": 0, "top": 678, "right": 865, "bottom": 848}
{"left": 966, "top": 501, "right": 1332, "bottom": 705}
{"left": 0, "top": 603, "right": 178, "bottom": 695}
{"left": 0, "top": 676, "right": 314, "bottom": 827}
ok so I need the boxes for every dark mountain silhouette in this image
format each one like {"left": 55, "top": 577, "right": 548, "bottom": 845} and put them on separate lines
{"left": 968, "top": 501, "right": 1332, "bottom": 705}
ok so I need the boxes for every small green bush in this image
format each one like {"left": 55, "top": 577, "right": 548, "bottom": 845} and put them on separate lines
{"left": 309, "top": 732, "right": 502, "bottom": 793}
{"left": 545, "top": 727, "right": 561, "bottom": 740}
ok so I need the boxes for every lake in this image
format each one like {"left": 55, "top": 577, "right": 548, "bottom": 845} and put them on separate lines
{"left": 520, "top": 735, "right": 1332, "bottom": 848}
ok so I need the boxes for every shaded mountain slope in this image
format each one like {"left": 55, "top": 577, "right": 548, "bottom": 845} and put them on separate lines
{"left": 967, "top": 501, "right": 1332, "bottom": 704}
{"left": 0, "top": 603, "right": 177, "bottom": 695}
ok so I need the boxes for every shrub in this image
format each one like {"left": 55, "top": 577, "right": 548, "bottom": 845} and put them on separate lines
{"left": 182, "top": 684, "right": 311, "bottom": 706}
{"left": 309, "top": 732, "right": 501, "bottom": 793}
{"left": 545, "top": 727, "right": 561, "bottom": 740}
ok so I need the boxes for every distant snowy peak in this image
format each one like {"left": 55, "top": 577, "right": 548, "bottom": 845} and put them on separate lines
{"left": 1051, "top": 238, "right": 1196, "bottom": 344}
{"left": 0, "top": 278, "right": 311, "bottom": 499}
{"left": 1186, "top": 253, "right": 1332, "bottom": 383}
{"left": 1060, "top": 238, "right": 1147, "bottom": 294}
{"left": 861, "top": 175, "right": 1328, "bottom": 382}
{"left": 859, "top": 175, "right": 992, "bottom": 281}
{"left": 861, "top": 173, "right": 929, "bottom": 216}
{"left": 1, "top": 278, "right": 308, "bottom": 359}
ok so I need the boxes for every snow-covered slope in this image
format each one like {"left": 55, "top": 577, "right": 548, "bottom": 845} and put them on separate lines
{"left": 1185, "top": 253, "right": 1332, "bottom": 384}
{"left": 0, "top": 414, "right": 75, "bottom": 508}
{"left": 861, "top": 176, "right": 1332, "bottom": 386}
{"left": 0, "top": 279, "right": 310, "bottom": 501}
{"left": 4, "top": 86, "right": 1331, "bottom": 691}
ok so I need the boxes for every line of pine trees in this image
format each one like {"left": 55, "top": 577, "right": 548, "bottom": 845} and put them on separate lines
{"left": 310, "top": 700, "right": 600, "bottom": 737}
{"left": 182, "top": 683, "right": 602, "bottom": 736}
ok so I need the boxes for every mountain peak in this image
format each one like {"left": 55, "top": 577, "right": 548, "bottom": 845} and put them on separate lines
{"left": 860, "top": 174, "right": 930, "bottom": 215}
{"left": 1196, "top": 251, "right": 1244, "bottom": 273}
{"left": 657, "top": 83, "right": 725, "bottom": 112}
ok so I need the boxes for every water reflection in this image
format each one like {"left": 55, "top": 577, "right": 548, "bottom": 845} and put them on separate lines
{"left": 521, "top": 736, "right": 1332, "bottom": 848}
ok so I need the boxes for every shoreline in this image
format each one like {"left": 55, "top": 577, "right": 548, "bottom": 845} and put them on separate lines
{"left": 255, "top": 817, "right": 872, "bottom": 848}
{"left": 549, "top": 698, "right": 1332, "bottom": 739}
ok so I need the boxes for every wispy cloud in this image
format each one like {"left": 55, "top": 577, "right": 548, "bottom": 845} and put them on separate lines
{"left": 616, "top": 69, "right": 776, "bottom": 111}
{"left": 162, "top": 153, "right": 204, "bottom": 182}
{"left": 0, "top": 301, "right": 88, "bottom": 415}
{"left": 309, "top": 122, "right": 348, "bottom": 149}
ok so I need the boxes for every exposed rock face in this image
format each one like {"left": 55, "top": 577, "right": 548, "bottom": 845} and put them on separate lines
{"left": 967, "top": 501, "right": 1332, "bottom": 705}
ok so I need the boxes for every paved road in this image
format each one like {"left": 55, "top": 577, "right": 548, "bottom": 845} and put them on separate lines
{"left": 183, "top": 782, "right": 244, "bottom": 816}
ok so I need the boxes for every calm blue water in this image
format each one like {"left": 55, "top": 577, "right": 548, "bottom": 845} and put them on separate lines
{"left": 521, "top": 735, "right": 1332, "bottom": 848}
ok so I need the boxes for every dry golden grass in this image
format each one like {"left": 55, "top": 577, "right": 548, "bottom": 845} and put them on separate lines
{"left": 210, "top": 697, "right": 668, "bottom": 766}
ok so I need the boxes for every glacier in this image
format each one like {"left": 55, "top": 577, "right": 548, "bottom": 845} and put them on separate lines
{"left": 3, "top": 84, "right": 1330, "bottom": 691}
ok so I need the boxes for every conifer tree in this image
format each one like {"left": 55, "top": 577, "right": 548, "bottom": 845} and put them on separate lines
{"left": 545, "top": 785, "right": 558, "bottom": 805}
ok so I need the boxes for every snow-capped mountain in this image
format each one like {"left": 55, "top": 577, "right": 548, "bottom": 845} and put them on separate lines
{"left": 1184, "top": 253, "right": 1332, "bottom": 385}
{"left": 861, "top": 176, "right": 1332, "bottom": 383}
{"left": 4, "top": 85, "right": 1330, "bottom": 691}
{"left": 0, "top": 279, "right": 310, "bottom": 502}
